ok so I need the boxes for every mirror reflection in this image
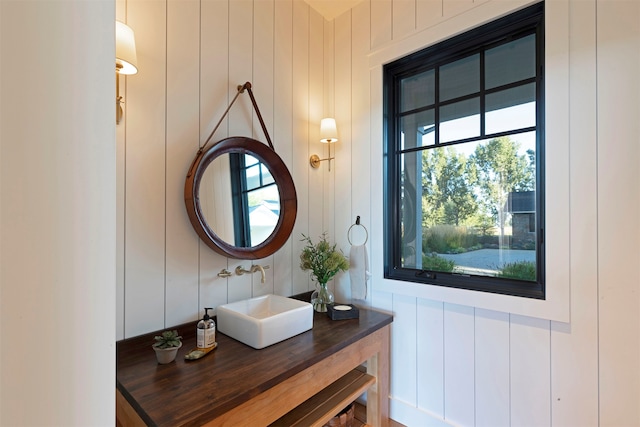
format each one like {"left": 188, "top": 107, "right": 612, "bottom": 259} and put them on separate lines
{"left": 199, "top": 153, "right": 280, "bottom": 248}
{"left": 185, "top": 136, "right": 297, "bottom": 259}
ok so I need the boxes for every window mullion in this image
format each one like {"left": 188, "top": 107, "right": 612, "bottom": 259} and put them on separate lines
{"left": 480, "top": 50, "right": 486, "bottom": 137}
{"left": 434, "top": 66, "right": 440, "bottom": 145}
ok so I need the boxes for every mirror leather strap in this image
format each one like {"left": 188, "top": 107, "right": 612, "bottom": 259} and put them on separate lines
{"left": 199, "top": 82, "right": 274, "bottom": 153}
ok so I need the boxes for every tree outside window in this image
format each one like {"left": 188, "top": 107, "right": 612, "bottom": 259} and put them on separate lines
{"left": 385, "top": 3, "right": 545, "bottom": 298}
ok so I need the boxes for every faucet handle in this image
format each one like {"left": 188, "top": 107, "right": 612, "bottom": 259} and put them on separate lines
{"left": 235, "top": 265, "right": 251, "bottom": 276}
{"left": 217, "top": 268, "right": 232, "bottom": 278}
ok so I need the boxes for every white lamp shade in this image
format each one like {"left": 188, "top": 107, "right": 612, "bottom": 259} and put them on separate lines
{"left": 320, "top": 118, "right": 338, "bottom": 143}
{"left": 116, "top": 21, "right": 138, "bottom": 75}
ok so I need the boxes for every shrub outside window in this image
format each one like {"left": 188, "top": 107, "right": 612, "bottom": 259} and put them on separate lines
{"left": 383, "top": 3, "right": 545, "bottom": 299}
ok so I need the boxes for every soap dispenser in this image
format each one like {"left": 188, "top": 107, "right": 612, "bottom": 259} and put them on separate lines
{"left": 197, "top": 307, "right": 216, "bottom": 350}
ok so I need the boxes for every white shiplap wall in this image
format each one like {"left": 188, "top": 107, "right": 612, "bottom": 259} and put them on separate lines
{"left": 116, "top": 0, "right": 326, "bottom": 338}
{"left": 335, "top": 0, "right": 638, "bottom": 426}
{"left": 117, "top": 0, "right": 640, "bottom": 426}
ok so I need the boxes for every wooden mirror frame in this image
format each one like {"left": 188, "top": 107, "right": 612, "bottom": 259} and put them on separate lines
{"left": 185, "top": 137, "right": 297, "bottom": 259}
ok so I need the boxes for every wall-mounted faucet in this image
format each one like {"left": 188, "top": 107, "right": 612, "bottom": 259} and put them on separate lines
{"left": 250, "top": 265, "right": 266, "bottom": 283}
{"left": 235, "top": 264, "right": 270, "bottom": 283}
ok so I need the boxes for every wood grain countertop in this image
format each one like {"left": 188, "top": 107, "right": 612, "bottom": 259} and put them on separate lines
{"left": 116, "top": 302, "right": 393, "bottom": 426}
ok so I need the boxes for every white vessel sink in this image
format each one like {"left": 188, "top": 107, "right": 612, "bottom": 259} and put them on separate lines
{"left": 216, "top": 294, "right": 313, "bottom": 349}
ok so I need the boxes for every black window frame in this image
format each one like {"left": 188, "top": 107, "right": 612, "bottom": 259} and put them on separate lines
{"left": 383, "top": 2, "right": 545, "bottom": 299}
{"left": 229, "top": 153, "right": 277, "bottom": 247}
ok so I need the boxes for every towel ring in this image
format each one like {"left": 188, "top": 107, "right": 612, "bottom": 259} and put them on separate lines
{"left": 347, "top": 216, "right": 368, "bottom": 245}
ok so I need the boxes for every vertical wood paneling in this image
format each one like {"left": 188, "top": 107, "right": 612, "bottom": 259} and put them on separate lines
{"left": 165, "top": 0, "right": 201, "bottom": 327}
{"left": 322, "top": 20, "right": 336, "bottom": 291}
{"left": 370, "top": 0, "right": 392, "bottom": 48}
{"left": 199, "top": 0, "right": 230, "bottom": 315}
{"left": 125, "top": 0, "right": 167, "bottom": 337}
{"left": 291, "top": 1, "right": 318, "bottom": 294}
{"left": 350, "top": 0, "right": 372, "bottom": 305}
{"left": 306, "top": 9, "right": 325, "bottom": 292}
{"left": 510, "top": 315, "right": 551, "bottom": 427}
{"left": 443, "top": 0, "right": 474, "bottom": 17}
{"left": 227, "top": 0, "right": 254, "bottom": 303}
{"left": 596, "top": 0, "right": 640, "bottom": 424}
{"left": 253, "top": 0, "right": 275, "bottom": 144}
{"left": 371, "top": 289, "right": 393, "bottom": 314}
{"left": 550, "top": 0, "right": 599, "bottom": 424}
{"left": 334, "top": 11, "right": 352, "bottom": 302}
{"left": 227, "top": 0, "right": 254, "bottom": 137}
{"left": 475, "top": 309, "right": 510, "bottom": 427}
{"left": 391, "top": 294, "right": 417, "bottom": 404}
{"left": 275, "top": 0, "right": 296, "bottom": 297}
{"left": 368, "top": 63, "right": 384, "bottom": 283}
{"left": 416, "top": 0, "right": 443, "bottom": 31}
{"left": 545, "top": 0, "right": 572, "bottom": 323}
{"left": 117, "top": 2, "right": 640, "bottom": 426}
{"left": 252, "top": 0, "right": 276, "bottom": 297}
{"left": 416, "top": 298, "right": 444, "bottom": 416}
{"left": 393, "top": 0, "right": 415, "bottom": 40}
{"left": 443, "top": 303, "right": 475, "bottom": 426}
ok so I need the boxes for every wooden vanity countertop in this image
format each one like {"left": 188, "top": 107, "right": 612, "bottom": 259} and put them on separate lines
{"left": 116, "top": 305, "right": 393, "bottom": 426}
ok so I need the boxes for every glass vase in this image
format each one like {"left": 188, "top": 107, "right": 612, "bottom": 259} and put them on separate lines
{"left": 311, "top": 282, "right": 334, "bottom": 312}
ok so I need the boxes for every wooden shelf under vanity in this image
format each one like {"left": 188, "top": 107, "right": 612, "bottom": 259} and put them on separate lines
{"left": 269, "top": 367, "right": 374, "bottom": 427}
{"left": 116, "top": 304, "right": 392, "bottom": 426}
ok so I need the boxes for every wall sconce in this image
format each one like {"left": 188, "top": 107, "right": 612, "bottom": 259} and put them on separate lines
{"left": 115, "top": 21, "right": 138, "bottom": 124}
{"left": 310, "top": 118, "right": 338, "bottom": 171}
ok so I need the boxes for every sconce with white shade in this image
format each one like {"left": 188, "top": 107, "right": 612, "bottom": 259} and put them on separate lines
{"left": 115, "top": 21, "right": 138, "bottom": 124}
{"left": 310, "top": 118, "right": 338, "bottom": 171}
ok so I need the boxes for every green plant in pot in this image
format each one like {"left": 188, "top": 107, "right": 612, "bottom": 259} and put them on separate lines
{"left": 152, "top": 330, "right": 182, "bottom": 364}
{"left": 300, "top": 233, "right": 349, "bottom": 312}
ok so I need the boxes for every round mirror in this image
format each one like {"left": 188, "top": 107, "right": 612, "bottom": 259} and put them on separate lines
{"left": 185, "top": 137, "right": 297, "bottom": 259}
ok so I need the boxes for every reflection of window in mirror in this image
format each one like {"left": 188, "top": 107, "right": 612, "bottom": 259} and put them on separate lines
{"left": 186, "top": 136, "right": 297, "bottom": 258}
{"left": 229, "top": 154, "right": 279, "bottom": 247}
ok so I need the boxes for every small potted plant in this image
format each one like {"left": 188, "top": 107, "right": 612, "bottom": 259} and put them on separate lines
{"left": 152, "top": 330, "right": 182, "bottom": 364}
{"left": 300, "top": 233, "right": 349, "bottom": 312}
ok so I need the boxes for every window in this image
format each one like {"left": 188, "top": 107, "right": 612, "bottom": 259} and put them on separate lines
{"left": 383, "top": 3, "right": 545, "bottom": 299}
{"left": 229, "top": 153, "right": 279, "bottom": 247}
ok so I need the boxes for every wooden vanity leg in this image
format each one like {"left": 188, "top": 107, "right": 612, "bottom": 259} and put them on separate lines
{"left": 116, "top": 389, "right": 146, "bottom": 427}
{"left": 366, "top": 325, "right": 390, "bottom": 427}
